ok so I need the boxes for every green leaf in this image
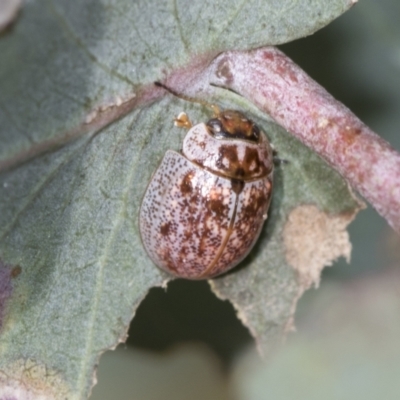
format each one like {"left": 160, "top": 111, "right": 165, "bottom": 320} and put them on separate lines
{"left": 0, "top": 0, "right": 358, "bottom": 398}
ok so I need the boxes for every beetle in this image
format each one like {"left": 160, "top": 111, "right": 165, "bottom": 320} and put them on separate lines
{"left": 139, "top": 83, "right": 274, "bottom": 279}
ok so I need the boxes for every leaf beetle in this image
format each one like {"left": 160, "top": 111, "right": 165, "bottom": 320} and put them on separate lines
{"left": 139, "top": 83, "right": 274, "bottom": 279}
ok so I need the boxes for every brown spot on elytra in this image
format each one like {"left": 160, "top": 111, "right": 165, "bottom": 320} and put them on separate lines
{"left": 160, "top": 222, "right": 171, "bottom": 236}
{"left": 180, "top": 172, "right": 194, "bottom": 194}
{"left": 179, "top": 246, "right": 188, "bottom": 256}
{"left": 208, "top": 198, "right": 225, "bottom": 215}
{"left": 254, "top": 193, "right": 268, "bottom": 210}
{"left": 242, "top": 193, "right": 268, "bottom": 219}
{"left": 190, "top": 193, "right": 200, "bottom": 206}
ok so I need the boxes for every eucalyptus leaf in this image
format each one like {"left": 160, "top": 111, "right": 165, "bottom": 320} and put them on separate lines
{"left": 0, "top": 0, "right": 357, "bottom": 398}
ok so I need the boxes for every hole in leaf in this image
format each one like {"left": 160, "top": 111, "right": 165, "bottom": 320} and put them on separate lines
{"left": 127, "top": 279, "right": 254, "bottom": 367}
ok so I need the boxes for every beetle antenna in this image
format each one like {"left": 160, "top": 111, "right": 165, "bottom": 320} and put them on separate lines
{"left": 154, "top": 82, "right": 220, "bottom": 116}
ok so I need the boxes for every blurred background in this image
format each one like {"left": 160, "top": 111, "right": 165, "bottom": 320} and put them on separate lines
{"left": 91, "top": 0, "right": 400, "bottom": 398}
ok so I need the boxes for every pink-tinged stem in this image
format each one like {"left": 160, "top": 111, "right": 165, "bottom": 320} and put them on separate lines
{"left": 208, "top": 47, "right": 400, "bottom": 234}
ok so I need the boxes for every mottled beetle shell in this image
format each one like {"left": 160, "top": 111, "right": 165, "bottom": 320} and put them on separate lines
{"left": 140, "top": 111, "right": 274, "bottom": 279}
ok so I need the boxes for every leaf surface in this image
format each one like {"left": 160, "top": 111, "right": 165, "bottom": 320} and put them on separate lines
{"left": 0, "top": 0, "right": 357, "bottom": 398}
